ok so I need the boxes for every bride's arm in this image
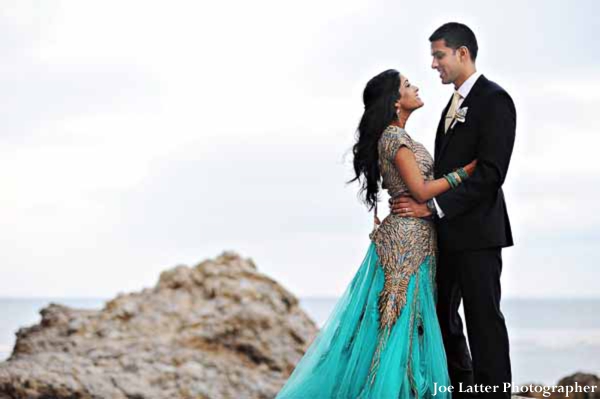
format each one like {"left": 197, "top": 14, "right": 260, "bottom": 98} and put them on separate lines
{"left": 393, "top": 146, "right": 476, "bottom": 203}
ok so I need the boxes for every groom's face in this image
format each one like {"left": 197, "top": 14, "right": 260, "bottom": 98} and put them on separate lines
{"left": 430, "top": 39, "right": 461, "bottom": 85}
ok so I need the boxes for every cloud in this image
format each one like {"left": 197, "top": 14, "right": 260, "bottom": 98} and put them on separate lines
{"left": 0, "top": 0, "right": 598, "bottom": 298}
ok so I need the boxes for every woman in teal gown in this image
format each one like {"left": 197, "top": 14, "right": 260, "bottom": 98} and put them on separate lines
{"left": 276, "top": 69, "right": 477, "bottom": 399}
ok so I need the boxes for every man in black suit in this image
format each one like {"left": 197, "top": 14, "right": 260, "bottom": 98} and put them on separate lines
{"left": 390, "top": 22, "right": 515, "bottom": 398}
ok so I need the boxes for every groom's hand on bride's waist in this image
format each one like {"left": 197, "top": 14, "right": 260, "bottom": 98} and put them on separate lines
{"left": 389, "top": 195, "right": 432, "bottom": 218}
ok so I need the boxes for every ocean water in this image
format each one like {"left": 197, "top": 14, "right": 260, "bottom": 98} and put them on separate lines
{"left": 300, "top": 297, "right": 600, "bottom": 385}
{"left": 1, "top": 297, "right": 599, "bottom": 385}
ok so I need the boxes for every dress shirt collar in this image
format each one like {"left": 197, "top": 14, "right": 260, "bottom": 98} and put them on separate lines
{"left": 456, "top": 71, "right": 481, "bottom": 99}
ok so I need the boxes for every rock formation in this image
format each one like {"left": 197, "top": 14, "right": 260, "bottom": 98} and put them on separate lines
{"left": 0, "top": 251, "right": 318, "bottom": 399}
{"left": 515, "top": 372, "right": 600, "bottom": 398}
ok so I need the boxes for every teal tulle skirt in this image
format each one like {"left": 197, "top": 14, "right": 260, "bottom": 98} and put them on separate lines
{"left": 276, "top": 241, "right": 451, "bottom": 399}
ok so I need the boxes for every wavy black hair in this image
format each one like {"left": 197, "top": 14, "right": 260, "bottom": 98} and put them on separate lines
{"left": 347, "top": 69, "right": 401, "bottom": 211}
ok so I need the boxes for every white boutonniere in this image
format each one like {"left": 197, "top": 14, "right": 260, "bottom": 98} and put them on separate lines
{"left": 450, "top": 106, "right": 468, "bottom": 129}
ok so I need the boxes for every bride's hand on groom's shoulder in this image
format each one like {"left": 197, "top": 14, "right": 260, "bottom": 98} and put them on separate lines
{"left": 389, "top": 195, "right": 431, "bottom": 218}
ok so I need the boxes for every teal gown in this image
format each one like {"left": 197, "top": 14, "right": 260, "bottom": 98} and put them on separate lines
{"left": 275, "top": 126, "right": 451, "bottom": 399}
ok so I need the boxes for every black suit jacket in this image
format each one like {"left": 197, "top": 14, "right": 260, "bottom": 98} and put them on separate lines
{"left": 433, "top": 74, "right": 516, "bottom": 251}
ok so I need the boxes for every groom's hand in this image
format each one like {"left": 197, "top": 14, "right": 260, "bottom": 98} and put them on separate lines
{"left": 389, "top": 195, "right": 432, "bottom": 218}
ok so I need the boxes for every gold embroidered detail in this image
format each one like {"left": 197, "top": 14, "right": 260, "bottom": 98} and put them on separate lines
{"left": 371, "top": 125, "right": 437, "bottom": 330}
{"left": 406, "top": 270, "right": 421, "bottom": 398}
{"left": 366, "top": 324, "right": 391, "bottom": 386}
{"left": 378, "top": 126, "right": 435, "bottom": 199}
{"left": 371, "top": 217, "right": 436, "bottom": 329}
{"left": 365, "top": 124, "right": 438, "bottom": 388}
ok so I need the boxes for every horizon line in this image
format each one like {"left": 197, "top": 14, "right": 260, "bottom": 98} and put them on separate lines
{"left": 1, "top": 295, "right": 599, "bottom": 301}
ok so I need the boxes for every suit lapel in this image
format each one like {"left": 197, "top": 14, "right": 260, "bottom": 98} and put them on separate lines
{"left": 435, "top": 96, "right": 453, "bottom": 163}
{"left": 436, "top": 74, "right": 487, "bottom": 164}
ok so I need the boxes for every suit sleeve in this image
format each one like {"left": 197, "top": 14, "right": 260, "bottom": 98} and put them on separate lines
{"left": 435, "top": 91, "right": 516, "bottom": 219}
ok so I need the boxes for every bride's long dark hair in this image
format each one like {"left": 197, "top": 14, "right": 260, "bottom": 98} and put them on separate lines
{"left": 347, "top": 69, "right": 401, "bottom": 211}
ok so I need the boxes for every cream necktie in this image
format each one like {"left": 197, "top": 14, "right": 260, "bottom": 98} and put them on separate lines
{"left": 444, "top": 91, "right": 462, "bottom": 133}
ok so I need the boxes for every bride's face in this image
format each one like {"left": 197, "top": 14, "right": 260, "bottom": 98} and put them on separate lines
{"left": 396, "top": 75, "right": 424, "bottom": 112}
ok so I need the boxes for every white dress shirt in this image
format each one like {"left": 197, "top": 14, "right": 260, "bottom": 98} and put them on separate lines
{"left": 432, "top": 71, "right": 482, "bottom": 218}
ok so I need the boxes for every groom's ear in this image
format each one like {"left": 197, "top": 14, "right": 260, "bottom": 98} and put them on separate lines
{"left": 458, "top": 46, "right": 473, "bottom": 62}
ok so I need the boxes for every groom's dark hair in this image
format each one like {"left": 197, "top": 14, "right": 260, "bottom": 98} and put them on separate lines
{"left": 429, "top": 22, "right": 478, "bottom": 61}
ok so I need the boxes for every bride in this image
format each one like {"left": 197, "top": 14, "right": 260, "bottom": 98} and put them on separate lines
{"left": 276, "top": 69, "right": 477, "bottom": 398}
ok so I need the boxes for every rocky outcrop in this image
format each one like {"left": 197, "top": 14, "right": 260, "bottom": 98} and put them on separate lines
{"left": 516, "top": 372, "right": 600, "bottom": 398}
{"left": 555, "top": 373, "right": 600, "bottom": 398}
{"left": 0, "top": 251, "right": 318, "bottom": 399}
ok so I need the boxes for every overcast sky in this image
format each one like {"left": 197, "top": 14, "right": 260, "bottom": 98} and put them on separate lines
{"left": 1, "top": 0, "right": 599, "bottom": 299}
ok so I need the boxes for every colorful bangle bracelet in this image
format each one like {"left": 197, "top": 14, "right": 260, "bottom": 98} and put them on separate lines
{"left": 456, "top": 167, "right": 469, "bottom": 181}
{"left": 451, "top": 173, "right": 459, "bottom": 188}
{"left": 453, "top": 171, "right": 462, "bottom": 184}
{"left": 443, "top": 174, "right": 453, "bottom": 188}
{"left": 444, "top": 173, "right": 458, "bottom": 188}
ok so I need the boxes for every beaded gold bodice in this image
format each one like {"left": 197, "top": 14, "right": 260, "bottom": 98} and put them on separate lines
{"left": 364, "top": 125, "right": 439, "bottom": 387}
{"left": 368, "top": 125, "right": 438, "bottom": 335}
{"left": 377, "top": 125, "right": 435, "bottom": 197}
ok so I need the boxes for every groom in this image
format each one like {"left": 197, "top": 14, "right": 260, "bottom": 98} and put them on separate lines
{"left": 390, "top": 23, "right": 515, "bottom": 398}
